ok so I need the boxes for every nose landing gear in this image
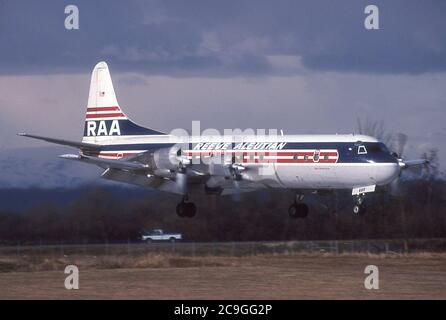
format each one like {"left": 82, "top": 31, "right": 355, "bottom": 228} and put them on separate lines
{"left": 353, "top": 195, "right": 367, "bottom": 215}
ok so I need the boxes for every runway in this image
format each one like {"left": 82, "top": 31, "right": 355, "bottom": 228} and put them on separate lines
{"left": 0, "top": 245, "right": 445, "bottom": 299}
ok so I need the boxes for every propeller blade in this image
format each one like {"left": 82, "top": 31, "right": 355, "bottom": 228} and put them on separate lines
{"left": 231, "top": 179, "right": 242, "bottom": 202}
{"left": 175, "top": 171, "right": 188, "bottom": 195}
{"left": 394, "top": 133, "right": 408, "bottom": 158}
{"left": 389, "top": 176, "right": 403, "bottom": 197}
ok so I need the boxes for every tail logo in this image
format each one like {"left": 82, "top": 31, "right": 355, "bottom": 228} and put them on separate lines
{"left": 86, "top": 120, "right": 121, "bottom": 136}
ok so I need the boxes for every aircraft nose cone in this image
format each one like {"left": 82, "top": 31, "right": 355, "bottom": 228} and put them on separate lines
{"left": 390, "top": 163, "right": 401, "bottom": 181}
{"left": 377, "top": 163, "right": 400, "bottom": 185}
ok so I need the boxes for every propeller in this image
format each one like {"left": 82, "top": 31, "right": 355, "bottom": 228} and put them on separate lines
{"left": 229, "top": 167, "right": 243, "bottom": 202}
{"left": 389, "top": 133, "right": 431, "bottom": 197}
{"left": 419, "top": 150, "right": 438, "bottom": 180}
{"left": 394, "top": 133, "right": 408, "bottom": 160}
{"left": 205, "top": 154, "right": 246, "bottom": 201}
{"left": 388, "top": 133, "right": 406, "bottom": 197}
{"left": 228, "top": 155, "right": 245, "bottom": 202}
{"left": 175, "top": 148, "right": 191, "bottom": 196}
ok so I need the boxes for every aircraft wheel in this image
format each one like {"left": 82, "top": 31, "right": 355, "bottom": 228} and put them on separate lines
{"left": 185, "top": 202, "right": 197, "bottom": 218}
{"left": 353, "top": 204, "right": 367, "bottom": 215}
{"left": 176, "top": 202, "right": 187, "bottom": 217}
{"left": 288, "top": 203, "right": 309, "bottom": 219}
{"left": 298, "top": 203, "right": 309, "bottom": 218}
{"left": 288, "top": 204, "right": 298, "bottom": 218}
{"left": 176, "top": 202, "right": 197, "bottom": 218}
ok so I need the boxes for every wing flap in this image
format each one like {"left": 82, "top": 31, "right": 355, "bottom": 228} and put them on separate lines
{"left": 101, "top": 168, "right": 165, "bottom": 188}
{"left": 101, "top": 168, "right": 187, "bottom": 194}
{"left": 60, "top": 154, "right": 148, "bottom": 171}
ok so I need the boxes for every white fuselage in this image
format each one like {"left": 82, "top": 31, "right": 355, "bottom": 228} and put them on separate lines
{"left": 83, "top": 133, "right": 400, "bottom": 190}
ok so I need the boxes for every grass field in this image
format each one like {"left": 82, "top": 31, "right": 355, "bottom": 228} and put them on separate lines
{"left": 0, "top": 251, "right": 445, "bottom": 299}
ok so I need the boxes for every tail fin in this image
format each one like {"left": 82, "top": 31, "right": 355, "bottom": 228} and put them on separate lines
{"left": 82, "top": 61, "right": 164, "bottom": 145}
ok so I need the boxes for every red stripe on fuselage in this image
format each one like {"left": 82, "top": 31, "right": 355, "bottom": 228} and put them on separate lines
{"left": 184, "top": 150, "right": 338, "bottom": 156}
{"left": 275, "top": 158, "right": 337, "bottom": 164}
{"left": 184, "top": 150, "right": 339, "bottom": 164}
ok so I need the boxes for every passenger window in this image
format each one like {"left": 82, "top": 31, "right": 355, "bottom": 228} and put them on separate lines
{"left": 358, "top": 145, "right": 367, "bottom": 155}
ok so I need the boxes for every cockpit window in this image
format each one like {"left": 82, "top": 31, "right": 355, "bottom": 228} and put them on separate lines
{"left": 379, "top": 143, "right": 390, "bottom": 153}
{"left": 366, "top": 142, "right": 390, "bottom": 153}
{"left": 367, "top": 144, "right": 380, "bottom": 152}
{"left": 358, "top": 145, "right": 367, "bottom": 155}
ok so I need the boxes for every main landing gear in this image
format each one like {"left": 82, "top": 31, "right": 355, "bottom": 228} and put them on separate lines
{"left": 176, "top": 196, "right": 197, "bottom": 218}
{"left": 288, "top": 194, "right": 309, "bottom": 219}
{"left": 353, "top": 195, "right": 367, "bottom": 215}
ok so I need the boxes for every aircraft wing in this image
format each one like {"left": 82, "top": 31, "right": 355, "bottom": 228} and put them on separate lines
{"left": 220, "top": 180, "right": 267, "bottom": 195}
{"left": 18, "top": 133, "right": 101, "bottom": 151}
{"left": 59, "top": 153, "right": 186, "bottom": 192}
{"left": 57, "top": 148, "right": 265, "bottom": 195}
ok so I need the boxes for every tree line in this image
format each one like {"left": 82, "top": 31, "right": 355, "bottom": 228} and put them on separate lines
{"left": 1, "top": 120, "right": 444, "bottom": 244}
{"left": 0, "top": 177, "right": 445, "bottom": 244}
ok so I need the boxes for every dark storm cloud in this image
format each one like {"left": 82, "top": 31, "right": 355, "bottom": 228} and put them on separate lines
{"left": 0, "top": 0, "right": 445, "bottom": 75}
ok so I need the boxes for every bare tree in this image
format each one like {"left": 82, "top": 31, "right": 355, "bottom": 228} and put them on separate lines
{"left": 356, "top": 118, "right": 394, "bottom": 150}
{"left": 421, "top": 148, "right": 440, "bottom": 181}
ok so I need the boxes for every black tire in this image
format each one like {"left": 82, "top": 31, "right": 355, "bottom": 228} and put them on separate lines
{"left": 289, "top": 203, "right": 309, "bottom": 219}
{"left": 176, "top": 202, "right": 186, "bottom": 217}
{"left": 353, "top": 204, "right": 367, "bottom": 215}
{"left": 170, "top": 237, "right": 176, "bottom": 243}
{"left": 288, "top": 204, "right": 298, "bottom": 218}
{"left": 185, "top": 202, "right": 197, "bottom": 218}
{"left": 297, "top": 203, "right": 309, "bottom": 218}
{"left": 146, "top": 238, "right": 153, "bottom": 244}
{"left": 176, "top": 202, "right": 197, "bottom": 218}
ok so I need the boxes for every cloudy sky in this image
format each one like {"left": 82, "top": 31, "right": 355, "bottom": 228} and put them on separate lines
{"left": 0, "top": 0, "right": 445, "bottom": 167}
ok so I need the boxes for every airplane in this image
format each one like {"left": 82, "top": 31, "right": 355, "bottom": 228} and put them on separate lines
{"left": 19, "top": 61, "right": 428, "bottom": 219}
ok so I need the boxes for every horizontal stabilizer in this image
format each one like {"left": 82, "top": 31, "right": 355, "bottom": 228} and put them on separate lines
{"left": 60, "top": 154, "right": 148, "bottom": 171}
{"left": 18, "top": 133, "right": 100, "bottom": 150}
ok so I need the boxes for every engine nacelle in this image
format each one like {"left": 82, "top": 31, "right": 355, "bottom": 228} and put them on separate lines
{"left": 147, "top": 146, "right": 181, "bottom": 171}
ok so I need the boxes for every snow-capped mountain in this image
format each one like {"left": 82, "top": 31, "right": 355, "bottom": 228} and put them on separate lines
{"left": 0, "top": 146, "right": 102, "bottom": 188}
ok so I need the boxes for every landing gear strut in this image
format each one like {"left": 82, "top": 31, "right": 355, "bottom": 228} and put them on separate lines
{"left": 176, "top": 196, "right": 197, "bottom": 218}
{"left": 353, "top": 195, "right": 366, "bottom": 215}
{"left": 288, "top": 194, "right": 309, "bottom": 219}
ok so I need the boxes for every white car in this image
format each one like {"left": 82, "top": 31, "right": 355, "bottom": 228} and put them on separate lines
{"left": 141, "top": 229, "right": 182, "bottom": 243}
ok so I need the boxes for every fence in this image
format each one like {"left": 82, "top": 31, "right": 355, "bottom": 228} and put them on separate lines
{"left": 0, "top": 238, "right": 445, "bottom": 258}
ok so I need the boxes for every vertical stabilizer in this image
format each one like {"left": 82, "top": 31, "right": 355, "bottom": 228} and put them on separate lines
{"left": 82, "top": 62, "right": 165, "bottom": 148}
